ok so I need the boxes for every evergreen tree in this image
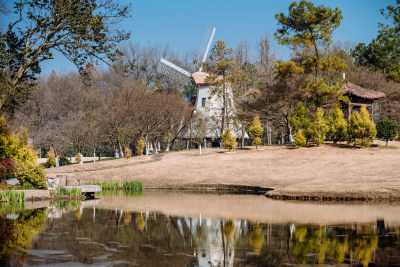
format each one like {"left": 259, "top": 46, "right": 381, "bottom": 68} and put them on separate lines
{"left": 203, "top": 40, "right": 249, "bottom": 137}
{"left": 352, "top": 1, "right": 400, "bottom": 82}
{"left": 221, "top": 128, "right": 236, "bottom": 151}
{"left": 326, "top": 104, "right": 347, "bottom": 143}
{"left": 309, "top": 108, "right": 329, "bottom": 145}
{"left": 290, "top": 103, "right": 311, "bottom": 134}
{"left": 249, "top": 116, "right": 263, "bottom": 149}
{"left": 348, "top": 106, "right": 377, "bottom": 147}
{"left": 294, "top": 129, "right": 307, "bottom": 148}
{"left": 376, "top": 118, "right": 398, "bottom": 146}
{"left": 275, "top": 1, "right": 346, "bottom": 107}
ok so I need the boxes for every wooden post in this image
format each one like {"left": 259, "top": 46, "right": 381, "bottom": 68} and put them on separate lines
{"left": 348, "top": 103, "right": 351, "bottom": 120}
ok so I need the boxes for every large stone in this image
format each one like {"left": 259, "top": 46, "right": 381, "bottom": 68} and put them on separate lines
{"left": 65, "top": 178, "right": 80, "bottom": 186}
{"left": 6, "top": 178, "right": 20, "bottom": 186}
{"left": 46, "top": 177, "right": 59, "bottom": 189}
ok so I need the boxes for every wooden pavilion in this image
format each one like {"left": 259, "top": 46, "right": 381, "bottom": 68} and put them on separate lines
{"left": 341, "top": 82, "right": 386, "bottom": 121}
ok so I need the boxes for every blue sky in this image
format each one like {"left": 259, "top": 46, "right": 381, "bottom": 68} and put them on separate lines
{"left": 22, "top": 0, "right": 396, "bottom": 75}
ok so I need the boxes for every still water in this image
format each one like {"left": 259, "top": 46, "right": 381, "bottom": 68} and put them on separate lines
{"left": 1, "top": 190, "right": 400, "bottom": 266}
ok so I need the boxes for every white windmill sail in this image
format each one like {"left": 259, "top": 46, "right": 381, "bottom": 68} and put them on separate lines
{"left": 158, "top": 58, "right": 191, "bottom": 86}
{"left": 157, "top": 26, "right": 216, "bottom": 97}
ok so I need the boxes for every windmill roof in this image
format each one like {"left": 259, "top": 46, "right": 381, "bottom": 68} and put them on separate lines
{"left": 342, "top": 82, "right": 386, "bottom": 100}
{"left": 192, "top": 72, "right": 223, "bottom": 86}
{"left": 192, "top": 72, "right": 210, "bottom": 86}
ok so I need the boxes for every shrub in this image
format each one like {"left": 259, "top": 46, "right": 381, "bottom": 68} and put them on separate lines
{"left": 294, "top": 129, "right": 307, "bottom": 148}
{"left": 221, "top": 128, "right": 236, "bottom": 151}
{"left": 124, "top": 147, "right": 132, "bottom": 158}
{"left": 348, "top": 106, "right": 377, "bottom": 147}
{"left": 309, "top": 108, "right": 328, "bottom": 146}
{"left": 59, "top": 156, "right": 71, "bottom": 166}
{"left": 376, "top": 118, "right": 398, "bottom": 146}
{"left": 326, "top": 103, "right": 347, "bottom": 143}
{"left": 249, "top": 116, "right": 263, "bottom": 149}
{"left": 46, "top": 149, "right": 56, "bottom": 167}
{"left": 75, "top": 152, "right": 82, "bottom": 164}
{"left": 0, "top": 159, "right": 16, "bottom": 182}
{"left": 14, "top": 160, "right": 46, "bottom": 188}
{"left": 136, "top": 139, "right": 145, "bottom": 156}
{"left": 0, "top": 119, "right": 46, "bottom": 188}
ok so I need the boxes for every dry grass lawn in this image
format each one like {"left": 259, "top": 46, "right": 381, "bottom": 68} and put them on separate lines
{"left": 46, "top": 140, "right": 400, "bottom": 199}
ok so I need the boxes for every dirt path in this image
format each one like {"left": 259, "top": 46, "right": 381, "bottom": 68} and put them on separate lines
{"left": 46, "top": 140, "right": 400, "bottom": 199}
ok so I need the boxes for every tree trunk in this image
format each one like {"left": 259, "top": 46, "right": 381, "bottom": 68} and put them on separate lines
{"left": 241, "top": 125, "right": 245, "bottom": 148}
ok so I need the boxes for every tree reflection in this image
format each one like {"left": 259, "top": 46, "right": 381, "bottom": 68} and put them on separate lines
{"left": 290, "top": 224, "right": 377, "bottom": 266}
{"left": 0, "top": 208, "right": 47, "bottom": 265}
{"left": 249, "top": 226, "right": 264, "bottom": 255}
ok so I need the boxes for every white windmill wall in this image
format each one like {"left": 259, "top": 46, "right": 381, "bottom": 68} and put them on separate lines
{"left": 192, "top": 72, "right": 248, "bottom": 139}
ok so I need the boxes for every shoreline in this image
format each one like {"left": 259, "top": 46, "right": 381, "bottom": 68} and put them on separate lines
{"left": 145, "top": 184, "right": 400, "bottom": 202}
{"left": 2, "top": 185, "right": 400, "bottom": 203}
{"left": 44, "top": 140, "right": 400, "bottom": 203}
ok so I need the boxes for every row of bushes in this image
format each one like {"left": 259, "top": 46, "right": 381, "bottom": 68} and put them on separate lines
{"left": 291, "top": 103, "right": 398, "bottom": 148}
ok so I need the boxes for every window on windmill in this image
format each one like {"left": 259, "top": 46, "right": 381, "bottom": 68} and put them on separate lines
{"left": 201, "top": 98, "right": 206, "bottom": 107}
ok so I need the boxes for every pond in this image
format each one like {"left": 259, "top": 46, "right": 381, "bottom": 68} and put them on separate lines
{"left": 1, "top": 190, "right": 400, "bottom": 266}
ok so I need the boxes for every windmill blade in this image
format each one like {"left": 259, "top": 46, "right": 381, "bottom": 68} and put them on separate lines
{"left": 198, "top": 27, "right": 216, "bottom": 72}
{"left": 158, "top": 58, "right": 191, "bottom": 86}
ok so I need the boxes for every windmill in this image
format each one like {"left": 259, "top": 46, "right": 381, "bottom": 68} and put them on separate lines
{"left": 157, "top": 26, "right": 216, "bottom": 99}
{"left": 157, "top": 27, "right": 248, "bottom": 147}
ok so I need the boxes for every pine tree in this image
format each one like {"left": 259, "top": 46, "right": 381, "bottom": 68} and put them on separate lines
{"left": 249, "top": 116, "right": 263, "bottom": 149}
{"left": 221, "top": 128, "right": 236, "bottom": 151}
{"left": 326, "top": 104, "right": 347, "bottom": 143}
{"left": 309, "top": 108, "right": 329, "bottom": 145}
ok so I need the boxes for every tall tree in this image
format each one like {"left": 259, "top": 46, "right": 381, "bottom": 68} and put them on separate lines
{"left": 203, "top": 40, "right": 237, "bottom": 136}
{"left": 352, "top": 1, "right": 400, "bottom": 82}
{"left": 275, "top": 0, "right": 346, "bottom": 107}
{"left": 0, "top": 0, "right": 131, "bottom": 112}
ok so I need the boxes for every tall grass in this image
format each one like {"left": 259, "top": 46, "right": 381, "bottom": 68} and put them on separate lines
{"left": 53, "top": 187, "right": 82, "bottom": 197}
{"left": 0, "top": 190, "right": 25, "bottom": 203}
{"left": 84, "top": 181, "right": 144, "bottom": 192}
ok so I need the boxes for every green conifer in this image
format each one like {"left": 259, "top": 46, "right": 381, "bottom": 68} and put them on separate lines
{"left": 222, "top": 128, "right": 236, "bottom": 151}
{"left": 326, "top": 104, "right": 347, "bottom": 143}
{"left": 309, "top": 108, "right": 329, "bottom": 145}
{"left": 249, "top": 116, "right": 263, "bottom": 149}
{"left": 348, "top": 106, "right": 376, "bottom": 147}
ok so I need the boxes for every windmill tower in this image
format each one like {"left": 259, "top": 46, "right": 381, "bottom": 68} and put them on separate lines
{"left": 157, "top": 27, "right": 247, "bottom": 147}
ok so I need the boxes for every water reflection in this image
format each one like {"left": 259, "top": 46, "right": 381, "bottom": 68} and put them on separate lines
{"left": 0, "top": 207, "right": 47, "bottom": 266}
{"left": 0, "top": 192, "right": 399, "bottom": 266}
